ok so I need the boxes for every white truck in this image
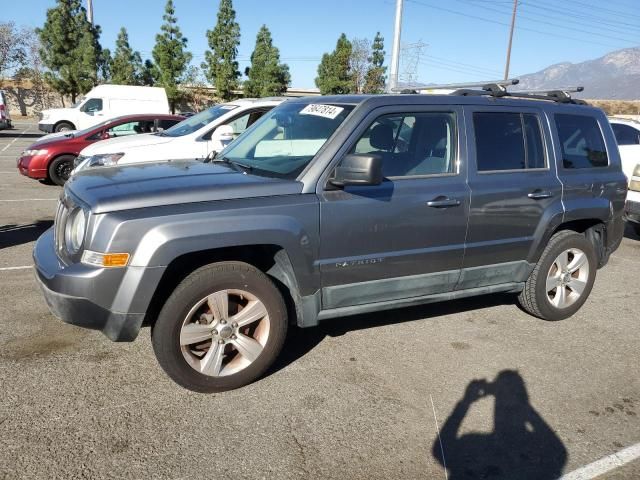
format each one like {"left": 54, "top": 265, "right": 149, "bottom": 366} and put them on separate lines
{"left": 38, "top": 85, "right": 169, "bottom": 133}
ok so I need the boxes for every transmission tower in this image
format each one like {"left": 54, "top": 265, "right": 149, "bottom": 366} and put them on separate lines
{"left": 399, "top": 41, "right": 427, "bottom": 88}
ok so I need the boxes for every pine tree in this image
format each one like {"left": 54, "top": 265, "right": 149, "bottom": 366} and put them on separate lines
{"left": 363, "top": 32, "right": 386, "bottom": 94}
{"left": 203, "top": 0, "right": 240, "bottom": 101}
{"left": 38, "top": 0, "right": 103, "bottom": 103}
{"left": 315, "top": 34, "right": 354, "bottom": 95}
{"left": 244, "top": 25, "right": 290, "bottom": 97}
{"left": 110, "top": 27, "right": 144, "bottom": 85}
{"left": 140, "top": 59, "right": 158, "bottom": 86}
{"left": 152, "top": 0, "right": 192, "bottom": 112}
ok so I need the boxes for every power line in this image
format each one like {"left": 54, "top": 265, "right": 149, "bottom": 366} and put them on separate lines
{"left": 405, "top": 0, "right": 635, "bottom": 49}
{"left": 520, "top": 0, "right": 640, "bottom": 33}
{"left": 456, "top": 0, "right": 640, "bottom": 44}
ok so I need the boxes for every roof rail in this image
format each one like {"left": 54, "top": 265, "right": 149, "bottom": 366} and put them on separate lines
{"left": 452, "top": 83, "right": 586, "bottom": 104}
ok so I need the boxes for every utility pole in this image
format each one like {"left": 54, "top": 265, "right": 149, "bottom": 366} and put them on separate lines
{"left": 504, "top": 0, "right": 518, "bottom": 80}
{"left": 388, "top": 0, "right": 404, "bottom": 92}
{"left": 87, "top": 0, "right": 94, "bottom": 25}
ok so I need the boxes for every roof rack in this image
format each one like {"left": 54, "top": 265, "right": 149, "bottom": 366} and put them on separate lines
{"left": 451, "top": 82, "right": 586, "bottom": 104}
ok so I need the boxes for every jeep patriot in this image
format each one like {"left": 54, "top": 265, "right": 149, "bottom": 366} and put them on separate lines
{"left": 34, "top": 89, "right": 627, "bottom": 392}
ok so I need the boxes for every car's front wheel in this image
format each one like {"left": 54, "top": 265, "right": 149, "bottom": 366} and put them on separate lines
{"left": 518, "top": 230, "right": 597, "bottom": 321}
{"left": 152, "top": 262, "right": 288, "bottom": 393}
{"left": 48, "top": 155, "right": 76, "bottom": 186}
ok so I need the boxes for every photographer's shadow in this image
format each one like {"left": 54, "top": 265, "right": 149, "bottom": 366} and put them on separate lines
{"left": 433, "top": 370, "right": 567, "bottom": 480}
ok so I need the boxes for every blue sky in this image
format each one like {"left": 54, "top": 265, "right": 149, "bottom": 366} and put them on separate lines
{"left": 8, "top": 0, "right": 640, "bottom": 88}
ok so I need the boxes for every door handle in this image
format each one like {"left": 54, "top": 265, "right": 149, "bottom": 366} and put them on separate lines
{"left": 527, "top": 190, "right": 553, "bottom": 200}
{"left": 426, "top": 197, "right": 461, "bottom": 208}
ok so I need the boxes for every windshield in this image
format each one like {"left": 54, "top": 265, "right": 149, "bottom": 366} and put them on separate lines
{"left": 161, "top": 104, "right": 238, "bottom": 137}
{"left": 221, "top": 102, "right": 354, "bottom": 179}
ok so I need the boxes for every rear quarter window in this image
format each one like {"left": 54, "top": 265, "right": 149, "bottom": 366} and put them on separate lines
{"left": 555, "top": 114, "right": 608, "bottom": 169}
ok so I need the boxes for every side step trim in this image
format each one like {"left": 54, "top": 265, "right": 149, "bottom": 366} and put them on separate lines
{"left": 316, "top": 282, "right": 523, "bottom": 321}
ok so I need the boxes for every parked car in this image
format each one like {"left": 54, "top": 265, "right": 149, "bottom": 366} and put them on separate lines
{"left": 608, "top": 118, "right": 640, "bottom": 235}
{"left": 34, "top": 90, "right": 626, "bottom": 393}
{"left": 0, "top": 90, "right": 12, "bottom": 129}
{"left": 19, "top": 114, "right": 183, "bottom": 185}
{"left": 38, "top": 85, "right": 170, "bottom": 133}
{"left": 72, "top": 98, "right": 286, "bottom": 172}
{"left": 609, "top": 117, "right": 639, "bottom": 180}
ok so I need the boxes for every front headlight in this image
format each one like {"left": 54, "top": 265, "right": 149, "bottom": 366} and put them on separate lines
{"left": 41, "top": 112, "right": 49, "bottom": 121}
{"left": 85, "top": 153, "right": 125, "bottom": 168}
{"left": 23, "top": 149, "right": 48, "bottom": 157}
{"left": 64, "top": 207, "right": 87, "bottom": 254}
{"left": 633, "top": 164, "right": 640, "bottom": 177}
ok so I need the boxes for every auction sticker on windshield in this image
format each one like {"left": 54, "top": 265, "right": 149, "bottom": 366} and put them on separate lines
{"left": 300, "top": 104, "right": 345, "bottom": 120}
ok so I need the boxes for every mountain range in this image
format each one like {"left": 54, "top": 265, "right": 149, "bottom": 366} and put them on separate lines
{"left": 516, "top": 47, "right": 640, "bottom": 100}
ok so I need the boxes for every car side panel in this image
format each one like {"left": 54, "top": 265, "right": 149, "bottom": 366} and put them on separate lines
{"left": 88, "top": 195, "right": 321, "bottom": 297}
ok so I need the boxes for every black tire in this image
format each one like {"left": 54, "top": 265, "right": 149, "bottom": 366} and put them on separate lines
{"left": 54, "top": 121, "right": 74, "bottom": 132}
{"left": 48, "top": 155, "right": 76, "bottom": 186}
{"left": 152, "top": 261, "right": 288, "bottom": 393}
{"left": 518, "top": 230, "right": 597, "bottom": 321}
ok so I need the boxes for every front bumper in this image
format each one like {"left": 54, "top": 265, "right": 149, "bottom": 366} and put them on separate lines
{"left": 33, "top": 228, "right": 164, "bottom": 341}
{"left": 17, "top": 155, "right": 48, "bottom": 179}
{"left": 38, "top": 122, "right": 55, "bottom": 133}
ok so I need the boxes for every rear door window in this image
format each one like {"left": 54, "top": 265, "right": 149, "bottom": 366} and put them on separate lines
{"left": 611, "top": 123, "right": 640, "bottom": 146}
{"left": 473, "top": 112, "right": 546, "bottom": 171}
{"left": 555, "top": 114, "right": 608, "bottom": 168}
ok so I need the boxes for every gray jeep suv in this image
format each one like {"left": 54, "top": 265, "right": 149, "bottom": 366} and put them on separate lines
{"left": 34, "top": 89, "right": 627, "bottom": 392}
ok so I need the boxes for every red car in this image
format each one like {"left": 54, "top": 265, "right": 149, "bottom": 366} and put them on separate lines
{"left": 18, "top": 113, "right": 184, "bottom": 185}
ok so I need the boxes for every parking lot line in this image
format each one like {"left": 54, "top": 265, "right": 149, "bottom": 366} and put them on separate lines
{"left": 559, "top": 443, "right": 640, "bottom": 480}
{"left": 0, "top": 266, "right": 33, "bottom": 271}
{"left": 0, "top": 125, "right": 32, "bottom": 152}
{"left": 0, "top": 198, "right": 58, "bottom": 202}
{"left": 430, "top": 394, "right": 448, "bottom": 480}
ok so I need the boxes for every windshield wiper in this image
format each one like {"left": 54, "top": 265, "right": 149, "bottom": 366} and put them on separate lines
{"left": 213, "top": 156, "right": 253, "bottom": 173}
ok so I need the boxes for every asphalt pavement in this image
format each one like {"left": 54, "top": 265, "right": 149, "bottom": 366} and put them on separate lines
{"left": 0, "top": 120, "right": 638, "bottom": 479}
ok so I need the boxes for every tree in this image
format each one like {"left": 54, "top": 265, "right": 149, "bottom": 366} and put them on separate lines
{"left": 183, "top": 65, "right": 212, "bottom": 112}
{"left": 244, "top": 25, "right": 290, "bottom": 97}
{"left": 315, "top": 33, "right": 353, "bottom": 95}
{"left": 203, "top": 0, "right": 240, "bottom": 101}
{"left": 350, "top": 38, "right": 371, "bottom": 94}
{"left": 140, "top": 59, "right": 158, "bottom": 86}
{"left": 0, "top": 22, "right": 28, "bottom": 84}
{"left": 152, "top": 0, "right": 192, "bottom": 112}
{"left": 363, "top": 32, "right": 386, "bottom": 94}
{"left": 110, "top": 27, "right": 144, "bottom": 85}
{"left": 38, "top": 0, "right": 103, "bottom": 103}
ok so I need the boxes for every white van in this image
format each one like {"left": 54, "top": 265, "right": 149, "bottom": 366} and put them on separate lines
{"left": 0, "top": 90, "right": 11, "bottom": 129}
{"left": 38, "top": 85, "right": 169, "bottom": 133}
{"left": 74, "top": 98, "right": 285, "bottom": 172}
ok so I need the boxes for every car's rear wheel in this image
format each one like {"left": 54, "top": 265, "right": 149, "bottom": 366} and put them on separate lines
{"left": 54, "top": 121, "right": 74, "bottom": 132}
{"left": 518, "top": 230, "right": 597, "bottom": 321}
{"left": 152, "top": 262, "right": 288, "bottom": 393}
{"left": 48, "top": 155, "right": 76, "bottom": 186}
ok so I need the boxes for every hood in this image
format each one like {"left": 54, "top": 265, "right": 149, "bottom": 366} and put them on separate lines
{"left": 66, "top": 160, "right": 303, "bottom": 214}
{"left": 39, "top": 130, "right": 78, "bottom": 142}
{"left": 80, "top": 132, "right": 170, "bottom": 156}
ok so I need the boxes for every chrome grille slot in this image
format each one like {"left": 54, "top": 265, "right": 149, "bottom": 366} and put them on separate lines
{"left": 54, "top": 201, "right": 70, "bottom": 262}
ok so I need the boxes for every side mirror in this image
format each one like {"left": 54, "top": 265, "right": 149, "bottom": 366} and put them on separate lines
{"left": 101, "top": 131, "right": 111, "bottom": 140}
{"left": 213, "top": 124, "right": 234, "bottom": 143}
{"left": 331, "top": 154, "right": 383, "bottom": 187}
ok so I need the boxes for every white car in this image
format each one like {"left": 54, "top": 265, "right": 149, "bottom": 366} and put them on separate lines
{"left": 609, "top": 118, "right": 640, "bottom": 235}
{"left": 39, "top": 85, "right": 169, "bottom": 133}
{"left": 74, "top": 98, "right": 286, "bottom": 172}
